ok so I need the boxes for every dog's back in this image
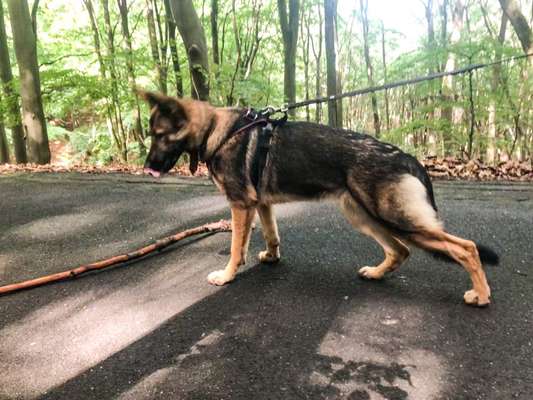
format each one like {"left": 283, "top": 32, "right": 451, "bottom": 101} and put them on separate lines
{"left": 264, "top": 121, "right": 437, "bottom": 231}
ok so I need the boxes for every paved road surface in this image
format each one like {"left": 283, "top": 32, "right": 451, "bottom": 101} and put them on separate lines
{"left": 0, "top": 173, "right": 532, "bottom": 400}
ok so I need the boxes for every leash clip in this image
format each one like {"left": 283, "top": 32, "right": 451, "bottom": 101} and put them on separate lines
{"left": 244, "top": 107, "right": 259, "bottom": 121}
{"left": 260, "top": 106, "right": 275, "bottom": 117}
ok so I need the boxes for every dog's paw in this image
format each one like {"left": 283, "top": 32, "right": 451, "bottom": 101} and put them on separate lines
{"left": 207, "top": 270, "right": 235, "bottom": 286}
{"left": 258, "top": 250, "right": 280, "bottom": 264}
{"left": 357, "top": 266, "right": 385, "bottom": 280}
{"left": 464, "top": 289, "right": 490, "bottom": 307}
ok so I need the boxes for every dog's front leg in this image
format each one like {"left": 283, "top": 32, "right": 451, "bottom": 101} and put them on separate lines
{"left": 207, "top": 206, "right": 256, "bottom": 285}
{"left": 257, "top": 204, "right": 280, "bottom": 263}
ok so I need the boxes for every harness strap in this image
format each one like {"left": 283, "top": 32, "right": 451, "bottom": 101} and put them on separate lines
{"left": 250, "top": 122, "right": 274, "bottom": 194}
{"left": 206, "top": 108, "right": 287, "bottom": 198}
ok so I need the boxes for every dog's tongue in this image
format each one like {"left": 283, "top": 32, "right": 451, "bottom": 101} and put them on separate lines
{"left": 143, "top": 168, "right": 161, "bottom": 178}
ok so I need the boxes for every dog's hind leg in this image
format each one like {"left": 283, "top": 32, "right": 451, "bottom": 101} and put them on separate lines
{"left": 340, "top": 194, "right": 410, "bottom": 280}
{"left": 407, "top": 230, "right": 491, "bottom": 306}
{"left": 257, "top": 204, "right": 281, "bottom": 263}
{"left": 208, "top": 206, "right": 256, "bottom": 285}
{"left": 372, "top": 174, "right": 491, "bottom": 306}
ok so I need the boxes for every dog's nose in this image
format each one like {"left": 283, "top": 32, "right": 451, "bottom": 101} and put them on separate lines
{"left": 143, "top": 167, "right": 161, "bottom": 178}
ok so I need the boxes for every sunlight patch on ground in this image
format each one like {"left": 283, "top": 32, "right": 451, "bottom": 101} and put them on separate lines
{"left": 162, "top": 195, "right": 228, "bottom": 219}
{"left": 0, "top": 250, "right": 222, "bottom": 399}
{"left": 7, "top": 210, "right": 109, "bottom": 241}
{"left": 312, "top": 302, "right": 446, "bottom": 399}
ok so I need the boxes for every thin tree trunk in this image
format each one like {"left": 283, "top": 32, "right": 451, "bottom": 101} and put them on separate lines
{"left": 381, "top": 21, "right": 390, "bottom": 131}
{"left": 241, "top": 1, "right": 262, "bottom": 80}
{"left": 278, "top": 0, "right": 299, "bottom": 118}
{"left": 334, "top": 4, "right": 343, "bottom": 126}
{"left": 117, "top": 0, "right": 145, "bottom": 154}
{"left": 441, "top": 0, "right": 464, "bottom": 156}
{"left": 324, "top": 0, "right": 341, "bottom": 127}
{"left": 163, "top": 0, "right": 183, "bottom": 97}
{"left": 227, "top": 0, "right": 241, "bottom": 105}
{"left": 101, "top": 0, "right": 127, "bottom": 161}
{"left": 360, "top": 0, "right": 380, "bottom": 136}
{"left": 0, "top": 0, "right": 26, "bottom": 163}
{"left": 0, "top": 117, "right": 8, "bottom": 163}
{"left": 439, "top": 0, "right": 448, "bottom": 72}
{"left": 83, "top": 0, "right": 119, "bottom": 153}
{"left": 301, "top": 4, "right": 310, "bottom": 121}
{"left": 146, "top": 0, "right": 166, "bottom": 93}
{"left": 424, "top": 0, "right": 438, "bottom": 155}
{"left": 310, "top": 1, "right": 322, "bottom": 123}
{"left": 484, "top": 9, "right": 508, "bottom": 164}
{"left": 211, "top": 0, "right": 220, "bottom": 66}
{"left": 6, "top": 0, "right": 50, "bottom": 164}
{"left": 154, "top": 0, "right": 169, "bottom": 95}
{"left": 169, "top": 0, "right": 210, "bottom": 100}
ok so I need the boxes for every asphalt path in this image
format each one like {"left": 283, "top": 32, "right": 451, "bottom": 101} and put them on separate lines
{"left": 0, "top": 173, "right": 532, "bottom": 400}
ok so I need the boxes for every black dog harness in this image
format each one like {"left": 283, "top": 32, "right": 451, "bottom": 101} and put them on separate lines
{"left": 206, "top": 107, "right": 287, "bottom": 195}
{"left": 243, "top": 109, "right": 287, "bottom": 193}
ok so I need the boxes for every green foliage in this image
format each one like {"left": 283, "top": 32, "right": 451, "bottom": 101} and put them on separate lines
{"left": 1, "top": 0, "right": 531, "bottom": 164}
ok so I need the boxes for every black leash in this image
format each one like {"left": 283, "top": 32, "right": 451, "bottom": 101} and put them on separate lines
{"left": 268, "top": 52, "right": 533, "bottom": 114}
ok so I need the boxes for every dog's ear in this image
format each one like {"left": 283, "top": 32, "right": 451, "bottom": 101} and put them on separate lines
{"left": 137, "top": 89, "right": 187, "bottom": 131}
{"left": 189, "top": 150, "right": 199, "bottom": 175}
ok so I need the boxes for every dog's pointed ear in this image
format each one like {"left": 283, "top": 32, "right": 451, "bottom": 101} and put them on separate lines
{"left": 189, "top": 150, "right": 199, "bottom": 175}
{"left": 136, "top": 89, "right": 187, "bottom": 121}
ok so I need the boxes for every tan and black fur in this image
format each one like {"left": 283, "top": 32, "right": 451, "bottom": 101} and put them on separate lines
{"left": 140, "top": 91, "right": 498, "bottom": 307}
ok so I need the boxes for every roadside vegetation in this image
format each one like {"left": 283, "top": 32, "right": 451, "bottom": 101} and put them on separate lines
{"left": 0, "top": 0, "right": 531, "bottom": 172}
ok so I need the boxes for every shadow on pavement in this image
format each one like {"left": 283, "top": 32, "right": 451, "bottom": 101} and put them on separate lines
{"left": 40, "top": 260, "right": 416, "bottom": 400}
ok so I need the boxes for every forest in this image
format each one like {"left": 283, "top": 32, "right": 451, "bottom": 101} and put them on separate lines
{"left": 0, "top": 0, "right": 531, "bottom": 168}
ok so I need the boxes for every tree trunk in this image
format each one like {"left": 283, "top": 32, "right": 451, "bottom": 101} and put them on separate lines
{"left": 117, "top": 0, "right": 145, "bottom": 154}
{"left": 439, "top": 0, "right": 448, "bottom": 72}
{"left": 309, "top": 1, "right": 322, "bottom": 123}
{"left": 424, "top": 0, "right": 438, "bottom": 155}
{"left": 146, "top": 0, "right": 164, "bottom": 93}
{"left": 83, "top": 0, "right": 118, "bottom": 155}
{"left": 0, "top": 117, "right": 8, "bottom": 163}
{"left": 301, "top": 3, "right": 310, "bottom": 121}
{"left": 211, "top": 0, "right": 220, "bottom": 66}
{"left": 169, "top": 0, "right": 210, "bottom": 101}
{"left": 6, "top": 0, "right": 50, "bottom": 164}
{"left": 498, "top": 0, "right": 532, "bottom": 162}
{"left": 101, "top": 0, "right": 127, "bottom": 161}
{"left": 278, "top": 0, "right": 299, "bottom": 118}
{"left": 324, "top": 0, "right": 341, "bottom": 127}
{"left": 154, "top": 1, "right": 169, "bottom": 94}
{"left": 485, "top": 10, "right": 508, "bottom": 164}
{"left": 381, "top": 21, "right": 390, "bottom": 131}
{"left": 0, "top": 0, "right": 26, "bottom": 163}
{"left": 360, "top": 0, "right": 380, "bottom": 136}
{"left": 163, "top": 0, "right": 183, "bottom": 97}
{"left": 226, "top": 0, "right": 242, "bottom": 105}
{"left": 498, "top": 0, "right": 533, "bottom": 61}
{"left": 441, "top": 0, "right": 464, "bottom": 155}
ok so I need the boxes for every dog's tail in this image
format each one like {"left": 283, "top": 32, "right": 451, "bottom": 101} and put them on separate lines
{"left": 430, "top": 242, "right": 500, "bottom": 265}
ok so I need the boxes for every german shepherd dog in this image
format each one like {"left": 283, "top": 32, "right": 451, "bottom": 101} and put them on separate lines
{"left": 140, "top": 91, "right": 498, "bottom": 307}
